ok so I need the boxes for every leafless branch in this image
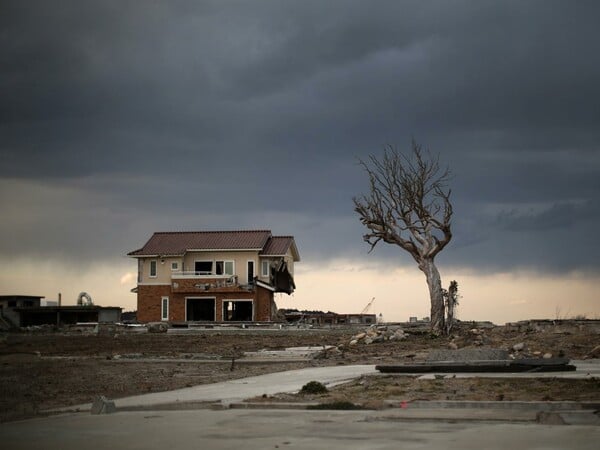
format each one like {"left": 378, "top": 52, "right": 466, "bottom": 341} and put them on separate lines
{"left": 353, "top": 141, "right": 453, "bottom": 261}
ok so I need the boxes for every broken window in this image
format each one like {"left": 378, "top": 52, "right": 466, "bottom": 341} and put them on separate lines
{"left": 223, "top": 300, "right": 253, "bottom": 321}
{"left": 194, "top": 261, "right": 212, "bottom": 275}
{"left": 186, "top": 298, "right": 215, "bottom": 321}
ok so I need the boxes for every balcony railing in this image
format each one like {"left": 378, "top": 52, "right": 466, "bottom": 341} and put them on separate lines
{"left": 171, "top": 271, "right": 237, "bottom": 280}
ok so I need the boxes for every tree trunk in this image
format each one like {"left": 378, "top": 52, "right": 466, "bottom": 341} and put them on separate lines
{"left": 419, "top": 257, "right": 445, "bottom": 333}
{"left": 445, "top": 280, "right": 458, "bottom": 335}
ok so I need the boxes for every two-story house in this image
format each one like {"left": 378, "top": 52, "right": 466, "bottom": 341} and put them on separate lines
{"left": 127, "top": 230, "right": 299, "bottom": 323}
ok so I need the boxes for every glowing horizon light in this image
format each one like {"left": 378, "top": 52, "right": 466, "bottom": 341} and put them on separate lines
{"left": 0, "top": 258, "right": 597, "bottom": 324}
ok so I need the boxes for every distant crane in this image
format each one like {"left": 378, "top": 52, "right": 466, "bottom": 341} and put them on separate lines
{"left": 361, "top": 297, "right": 375, "bottom": 314}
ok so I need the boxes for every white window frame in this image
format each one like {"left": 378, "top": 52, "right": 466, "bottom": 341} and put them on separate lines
{"left": 171, "top": 261, "right": 179, "bottom": 271}
{"left": 149, "top": 260, "right": 157, "bottom": 278}
{"left": 261, "top": 260, "right": 270, "bottom": 277}
{"left": 161, "top": 296, "right": 169, "bottom": 321}
{"left": 215, "top": 260, "right": 235, "bottom": 276}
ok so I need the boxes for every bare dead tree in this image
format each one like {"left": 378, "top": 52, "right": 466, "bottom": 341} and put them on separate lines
{"left": 353, "top": 141, "right": 453, "bottom": 334}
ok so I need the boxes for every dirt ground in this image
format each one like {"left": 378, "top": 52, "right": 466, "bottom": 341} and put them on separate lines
{"left": 1, "top": 321, "right": 599, "bottom": 422}
{"left": 259, "top": 376, "right": 600, "bottom": 409}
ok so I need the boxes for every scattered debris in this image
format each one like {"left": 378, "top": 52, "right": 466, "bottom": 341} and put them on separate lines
{"left": 243, "top": 346, "right": 333, "bottom": 360}
{"left": 348, "top": 325, "right": 407, "bottom": 345}
{"left": 512, "top": 342, "right": 525, "bottom": 352}
{"left": 147, "top": 322, "right": 169, "bottom": 333}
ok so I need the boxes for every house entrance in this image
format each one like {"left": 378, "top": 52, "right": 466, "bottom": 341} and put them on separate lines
{"left": 186, "top": 298, "right": 215, "bottom": 321}
{"left": 223, "top": 300, "right": 253, "bottom": 321}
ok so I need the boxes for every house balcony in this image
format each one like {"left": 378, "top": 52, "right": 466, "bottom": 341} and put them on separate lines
{"left": 171, "top": 270, "right": 236, "bottom": 280}
{"left": 170, "top": 274, "right": 254, "bottom": 294}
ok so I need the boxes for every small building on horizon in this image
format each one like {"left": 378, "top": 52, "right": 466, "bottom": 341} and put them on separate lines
{"left": 281, "top": 309, "right": 377, "bottom": 326}
{"left": 0, "top": 294, "right": 121, "bottom": 329}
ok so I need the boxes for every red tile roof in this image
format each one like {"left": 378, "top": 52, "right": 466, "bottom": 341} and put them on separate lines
{"left": 128, "top": 230, "right": 273, "bottom": 256}
{"left": 260, "top": 236, "right": 295, "bottom": 257}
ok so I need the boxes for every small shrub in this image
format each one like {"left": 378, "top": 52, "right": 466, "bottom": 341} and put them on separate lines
{"left": 300, "top": 381, "right": 328, "bottom": 394}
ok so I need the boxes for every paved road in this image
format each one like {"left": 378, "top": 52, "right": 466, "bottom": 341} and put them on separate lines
{"left": 66, "top": 364, "right": 379, "bottom": 411}
{"left": 2, "top": 409, "right": 599, "bottom": 450}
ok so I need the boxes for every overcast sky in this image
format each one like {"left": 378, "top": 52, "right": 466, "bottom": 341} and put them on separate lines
{"left": 2, "top": 1, "right": 599, "bottom": 319}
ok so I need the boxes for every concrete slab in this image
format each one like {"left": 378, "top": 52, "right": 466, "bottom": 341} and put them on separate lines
{"left": 242, "top": 345, "right": 333, "bottom": 359}
{"left": 61, "top": 364, "right": 378, "bottom": 412}
{"left": 383, "top": 399, "right": 600, "bottom": 411}
{"left": 410, "top": 359, "right": 600, "bottom": 379}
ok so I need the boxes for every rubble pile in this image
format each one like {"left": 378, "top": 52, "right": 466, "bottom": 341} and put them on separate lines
{"left": 448, "top": 327, "right": 562, "bottom": 360}
{"left": 448, "top": 328, "right": 491, "bottom": 349}
{"left": 509, "top": 341, "right": 555, "bottom": 359}
{"left": 348, "top": 325, "right": 408, "bottom": 345}
{"left": 147, "top": 322, "right": 169, "bottom": 333}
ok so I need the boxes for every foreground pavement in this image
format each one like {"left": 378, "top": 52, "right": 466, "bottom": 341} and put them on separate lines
{"left": 1, "top": 361, "right": 598, "bottom": 449}
{"left": 2, "top": 409, "right": 599, "bottom": 450}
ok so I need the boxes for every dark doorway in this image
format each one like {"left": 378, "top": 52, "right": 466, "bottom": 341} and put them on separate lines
{"left": 223, "top": 300, "right": 253, "bottom": 321}
{"left": 186, "top": 298, "right": 215, "bottom": 321}
{"left": 247, "top": 261, "right": 255, "bottom": 284}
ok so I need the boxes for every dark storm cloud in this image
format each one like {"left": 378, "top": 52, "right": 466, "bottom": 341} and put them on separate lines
{"left": 495, "top": 201, "right": 597, "bottom": 233}
{"left": 1, "top": 1, "right": 599, "bottom": 273}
